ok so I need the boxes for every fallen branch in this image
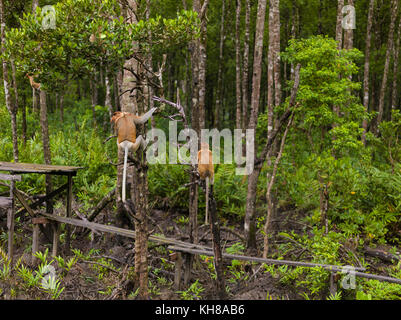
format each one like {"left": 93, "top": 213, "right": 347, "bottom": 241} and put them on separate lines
{"left": 364, "top": 246, "right": 401, "bottom": 263}
{"left": 87, "top": 188, "right": 116, "bottom": 222}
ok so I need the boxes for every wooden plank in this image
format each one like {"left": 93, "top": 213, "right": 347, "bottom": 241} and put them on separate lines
{"left": 173, "top": 252, "right": 183, "bottom": 290}
{"left": 52, "top": 222, "right": 59, "bottom": 257}
{"left": 16, "top": 183, "right": 68, "bottom": 216}
{"left": 183, "top": 253, "right": 192, "bottom": 286}
{"left": 0, "top": 197, "right": 12, "bottom": 208}
{"left": 40, "top": 212, "right": 212, "bottom": 251}
{"left": 0, "top": 161, "right": 82, "bottom": 175}
{"left": 32, "top": 217, "right": 49, "bottom": 224}
{"left": 41, "top": 213, "right": 138, "bottom": 239}
{"left": 32, "top": 224, "right": 39, "bottom": 265}
{"left": 7, "top": 206, "right": 14, "bottom": 265}
{"left": 65, "top": 174, "right": 73, "bottom": 254}
{"left": 0, "top": 173, "right": 21, "bottom": 181}
{"left": 13, "top": 189, "right": 36, "bottom": 217}
{"left": 168, "top": 246, "right": 367, "bottom": 273}
{"left": 7, "top": 181, "right": 15, "bottom": 265}
{"left": 14, "top": 189, "right": 52, "bottom": 242}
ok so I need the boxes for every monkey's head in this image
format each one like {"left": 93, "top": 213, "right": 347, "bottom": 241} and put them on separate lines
{"left": 111, "top": 111, "right": 129, "bottom": 124}
{"left": 200, "top": 142, "right": 210, "bottom": 151}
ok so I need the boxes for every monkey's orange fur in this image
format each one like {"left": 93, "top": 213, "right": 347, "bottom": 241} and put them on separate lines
{"left": 26, "top": 74, "right": 41, "bottom": 90}
{"left": 111, "top": 108, "right": 157, "bottom": 203}
{"left": 197, "top": 142, "right": 214, "bottom": 182}
{"left": 198, "top": 142, "right": 214, "bottom": 225}
{"left": 111, "top": 112, "right": 138, "bottom": 145}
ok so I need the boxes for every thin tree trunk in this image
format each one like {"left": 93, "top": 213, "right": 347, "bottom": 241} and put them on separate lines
{"left": 235, "top": 0, "right": 242, "bottom": 130}
{"left": 32, "top": 0, "right": 38, "bottom": 14}
{"left": 32, "top": 0, "right": 39, "bottom": 114}
{"left": 391, "top": 16, "right": 401, "bottom": 119}
{"left": 190, "top": 0, "right": 201, "bottom": 253}
{"left": 21, "top": 91, "right": 27, "bottom": 145}
{"left": 10, "top": 59, "right": 21, "bottom": 157}
{"left": 39, "top": 90, "right": 53, "bottom": 214}
{"left": 198, "top": 1, "right": 209, "bottom": 131}
{"left": 362, "top": 0, "right": 375, "bottom": 145}
{"left": 265, "top": 0, "right": 281, "bottom": 255}
{"left": 146, "top": 0, "right": 157, "bottom": 142}
{"left": 333, "top": 0, "right": 345, "bottom": 118}
{"left": 208, "top": 186, "right": 226, "bottom": 299}
{"left": 122, "top": 0, "right": 150, "bottom": 300}
{"left": 90, "top": 76, "right": 98, "bottom": 125}
{"left": 247, "top": 0, "right": 267, "bottom": 131}
{"left": 113, "top": 73, "right": 120, "bottom": 111}
{"left": 59, "top": 93, "right": 64, "bottom": 123}
{"left": 290, "top": 5, "right": 299, "bottom": 81}
{"left": 105, "top": 69, "right": 113, "bottom": 131}
{"left": 1, "top": 0, "right": 18, "bottom": 162}
{"left": 244, "top": 0, "right": 268, "bottom": 250}
{"left": 263, "top": 113, "right": 293, "bottom": 258}
{"left": 377, "top": 0, "right": 399, "bottom": 132}
{"left": 242, "top": 0, "right": 251, "bottom": 130}
{"left": 267, "top": 1, "right": 275, "bottom": 135}
{"left": 214, "top": 0, "right": 225, "bottom": 128}
{"left": 335, "top": 0, "right": 344, "bottom": 50}
{"left": 343, "top": 0, "right": 354, "bottom": 51}
{"left": 273, "top": 0, "right": 281, "bottom": 107}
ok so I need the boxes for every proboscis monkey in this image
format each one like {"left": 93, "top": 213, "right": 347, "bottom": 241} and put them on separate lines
{"left": 111, "top": 108, "right": 157, "bottom": 202}
{"left": 197, "top": 142, "right": 214, "bottom": 225}
{"left": 26, "top": 74, "right": 41, "bottom": 90}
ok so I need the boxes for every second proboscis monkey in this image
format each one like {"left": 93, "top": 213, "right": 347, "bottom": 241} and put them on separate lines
{"left": 111, "top": 108, "right": 157, "bottom": 202}
{"left": 197, "top": 142, "right": 214, "bottom": 225}
{"left": 26, "top": 74, "right": 41, "bottom": 90}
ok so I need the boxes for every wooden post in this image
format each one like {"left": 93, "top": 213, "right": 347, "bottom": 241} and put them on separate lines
{"left": 32, "top": 223, "right": 39, "bottom": 265}
{"left": 7, "top": 180, "right": 15, "bottom": 265}
{"left": 183, "top": 253, "right": 192, "bottom": 286}
{"left": 7, "top": 207, "right": 14, "bottom": 265}
{"left": 208, "top": 185, "right": 226, "bottom": 299}
{"left": 65, "top": 174, "right": 73, "bottom": 254}
{"left": 329, "top": 272, "right": 338, "bottom": 297}
{"left": 173, "top": 252, "right": 183, "bottom": 290}
{"left": 52, "top": 222, "right": 59, "bottom": 257}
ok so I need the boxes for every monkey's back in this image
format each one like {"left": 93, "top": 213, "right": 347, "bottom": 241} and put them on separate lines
{"left": 115, "top": 114, "right": 137, "bottom": 144}
{"left": 197, "top": 149, "right": 214, "bottom": 179}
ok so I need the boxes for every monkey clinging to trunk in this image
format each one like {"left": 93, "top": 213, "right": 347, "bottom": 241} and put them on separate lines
{"left": 197, "top": 142, "right": 214, "bottom": 225}
{"left": 111, "top": 108, "right": 157, "bottom": 202}
{"left": 26, "top": 74, "right": 41, "bottom": 90}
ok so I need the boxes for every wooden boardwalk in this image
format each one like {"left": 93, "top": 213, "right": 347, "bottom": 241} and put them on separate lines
{"left": 40, "top": 212, "right": 401, "bottom": 287}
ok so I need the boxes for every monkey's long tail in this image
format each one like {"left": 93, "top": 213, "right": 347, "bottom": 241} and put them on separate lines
{"left": 205, "top": 176, "right": 209, "bottom": 225}
{"left": 122, "top": 144, "right": 128, "bottom": 203}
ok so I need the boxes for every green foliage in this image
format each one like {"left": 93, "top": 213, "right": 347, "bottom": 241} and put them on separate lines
{"left": 213, "top": 165, "right": 247, "bottom": 219}
{"left": 177, "top": 279, "right": 205, "bottom": 300}
{"left": 148, "top": 163, "right": 189, "bottom": 209}
{"left": 0, "top": 246, "right": 11, "bottom": 280}
{"left": 5, "top": 0, "right": 199, "bottom": 92}
{"left": 282, "top": 36, "right": 365, "bottom": 154}
{"left": 267, "top": 229, "right": 346, "bottom": 299}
